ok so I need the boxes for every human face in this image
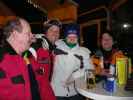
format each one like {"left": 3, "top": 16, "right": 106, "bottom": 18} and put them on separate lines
{"left": 15, "top": 20, "right": 33, "bottom": 52}
{"left": 101, "top": 33, "right": 113, "bottom": 50}
{"left": 66, "top": 34, "right": 78, "bottom": 44}
{"left": 45, "top": 25, "right": 60, "bottom": 44}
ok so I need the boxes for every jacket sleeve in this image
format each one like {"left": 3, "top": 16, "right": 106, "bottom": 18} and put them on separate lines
{"left": 81, "top": 47, "right": 94, "bottom": 70}
{"left": 54, "top": 48, "right": 68, "bottom": 55}
{"left": 72, "top": 47, "right": 94, "bottom": 79}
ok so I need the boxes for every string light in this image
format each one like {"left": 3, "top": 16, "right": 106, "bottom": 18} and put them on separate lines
{"left": 26, "top": 0, "right": 39, "bottom": 8}
{"left": 26, "top": 0, "right": 47, "bottom": 13}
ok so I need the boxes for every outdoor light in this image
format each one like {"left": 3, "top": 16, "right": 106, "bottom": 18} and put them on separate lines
{"left": 123, "top": 23, "right": 131, "bottom": 28}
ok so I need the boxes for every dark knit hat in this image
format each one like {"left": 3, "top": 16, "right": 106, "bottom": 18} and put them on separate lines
{"left": 64, "top": 23, "right": 80, "bottom": 37}
{"left": 43, "top": 19, "right": 62, "bottom": 33}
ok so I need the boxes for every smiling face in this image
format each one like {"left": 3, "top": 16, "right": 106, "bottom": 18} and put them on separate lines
{"left": 101, "top": 33, "right": 113, "bottom": 50}
{"left": 66, "top": 34, "right": 78, "bottom": 44}
{"left": 45, "top": 25, "right": 60, "bottom": 44}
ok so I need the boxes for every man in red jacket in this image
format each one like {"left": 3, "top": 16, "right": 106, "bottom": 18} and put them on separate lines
{"left": 0, "top": 17, "right": 34, "bottom": 100}
{"left": 27, "top": 19, "right": 62, "bottom": 100}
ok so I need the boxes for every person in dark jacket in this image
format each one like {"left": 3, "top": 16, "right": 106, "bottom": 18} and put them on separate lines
{"left": 91, "top": 31, "right": 125, "bottom": 81}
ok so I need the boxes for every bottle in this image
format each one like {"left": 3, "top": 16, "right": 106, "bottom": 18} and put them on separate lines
{"left": 116, "top": 57, "right": 127, "bottom": 86}
{"left": 105, "top": 77, "right": 116, "bottom": 92}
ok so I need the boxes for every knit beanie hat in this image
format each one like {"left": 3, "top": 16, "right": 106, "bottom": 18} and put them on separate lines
{"left": 64, "top": 23, "right": 80, "bottom": 37}
{"left": 43, "top": 19, "right": 62, "bottom": 33}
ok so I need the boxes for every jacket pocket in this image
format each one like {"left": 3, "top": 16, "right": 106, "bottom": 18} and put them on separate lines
{"left": 11, "top": 75, "right": 25, "bottom": 84}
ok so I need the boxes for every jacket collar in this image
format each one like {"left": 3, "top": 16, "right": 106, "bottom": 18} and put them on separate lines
{"left": 56, "top": 39, "right": 79, "bottom": 52}
{"left": 0, "top": 41, "right": 17, "bottom": 55}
